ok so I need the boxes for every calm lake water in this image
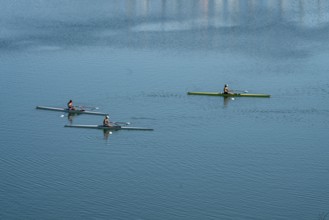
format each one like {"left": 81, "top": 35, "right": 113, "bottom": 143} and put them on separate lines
{"left": 1, "top": 1, "right": 329, "bottom": 219}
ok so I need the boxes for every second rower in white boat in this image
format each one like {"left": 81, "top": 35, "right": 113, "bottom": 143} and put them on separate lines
{"left": 67, "top": 100, "right": 76, "bottom": 110}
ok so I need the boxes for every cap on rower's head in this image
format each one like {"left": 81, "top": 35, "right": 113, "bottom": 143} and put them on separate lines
{"left": 225, "top": 84, "right": 228, "bottom": 87}
{"left": 106, "top": 115, "right": 109, "bottom": 119}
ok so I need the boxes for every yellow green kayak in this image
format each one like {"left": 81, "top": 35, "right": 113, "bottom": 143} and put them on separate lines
{"left": 187, "top": 92, "right": 270, "bottom": 98}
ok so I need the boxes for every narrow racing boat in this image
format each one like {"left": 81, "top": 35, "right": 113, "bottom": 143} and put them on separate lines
{"left": 187, "top": 92, "right": 270, "bottom": 98}
{"left": 64, "top": 123, "right": 154, "bottom": 131}
{"left": 36, "top": 106, "right": 108, "bottom": 116}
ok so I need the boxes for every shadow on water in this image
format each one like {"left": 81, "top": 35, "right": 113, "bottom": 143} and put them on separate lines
{"left": 1, "top": 0, "right": 329, "bottom": 59}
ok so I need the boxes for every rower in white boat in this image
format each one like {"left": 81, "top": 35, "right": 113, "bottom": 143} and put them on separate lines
{"left": 103, "top": 115, "right": 111, "bottom": 127}
{"left": 67, "top": 100, "right": 76, "bottom": 110}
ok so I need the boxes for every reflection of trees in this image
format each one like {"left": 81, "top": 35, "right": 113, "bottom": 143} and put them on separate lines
{"left": 121, "top": 0, "right": 326, "bottom": 28}
{"left": 114, "top": 0, "right": 328, "bottom": 57}
{"left": 3, "top": 0, "right": 328, "bottom": 53}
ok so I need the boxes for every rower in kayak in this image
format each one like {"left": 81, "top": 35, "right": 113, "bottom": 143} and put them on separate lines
{"left": 103, "top": 115, "right": 111, "bottom": 127}
{"left": 67, "top": 100, "right": 75, "bottom": 110}
{"left": 223, "top": 84, "right": 233, "bottom": 94}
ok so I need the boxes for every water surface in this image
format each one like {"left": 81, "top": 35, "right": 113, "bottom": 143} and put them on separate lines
{"left": 1, "top": 1, "right": 329, "bottom": 219}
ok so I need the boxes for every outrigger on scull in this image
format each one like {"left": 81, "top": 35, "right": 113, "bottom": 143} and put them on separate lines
{"left": 36, "top": 106, "right": 108, "bottom": 116}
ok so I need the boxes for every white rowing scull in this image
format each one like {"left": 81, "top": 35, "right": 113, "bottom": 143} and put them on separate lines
{"left": 36, "top": 106, "right": 108, "bottom": 116}
{"left": 64, "top": 124, "right": 154, "bottom": 131}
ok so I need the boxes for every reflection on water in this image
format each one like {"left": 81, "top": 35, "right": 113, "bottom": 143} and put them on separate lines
{"left": 67, "top": 114, "right": 75, "bottom": 124}
{"left": 223, "top": 96, "right": 231, "bottom": 107}
{"left": 1, "top": 0, "right": 328, "bottom": 55}
{"left": 120, "top": 0, "right": 328, "bottom": 26}
{"left": 103, "top": 130, "right": 112, "bottom": 140}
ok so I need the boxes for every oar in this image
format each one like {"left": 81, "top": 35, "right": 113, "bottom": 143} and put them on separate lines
{"left": 75, "top": 105, "right": 99, "bottom": 110}
{"left": 112, "top": 121, "right": 131, "bottom": 126}
{"left": 232, "top": 90, "right": 248, "bottom": 93}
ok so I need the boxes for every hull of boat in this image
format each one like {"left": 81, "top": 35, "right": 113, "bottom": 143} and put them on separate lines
{"left": 64, "top": 124, "right": 154, "bottom": 131}
{"left": 187, "top": 92, "right": 270, "bottom": 98}
{"left": 36, "top": 106, "right": 108, "bottom": 116}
